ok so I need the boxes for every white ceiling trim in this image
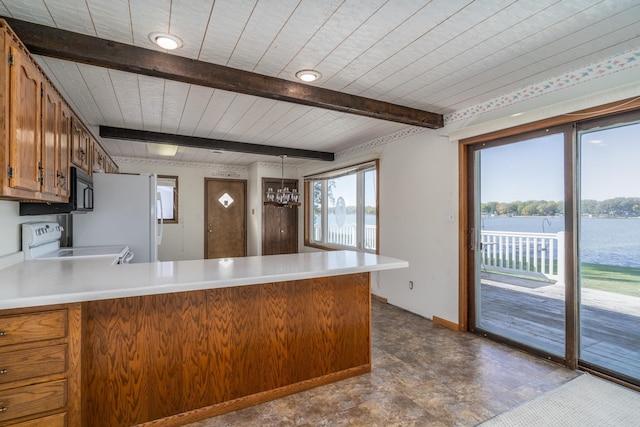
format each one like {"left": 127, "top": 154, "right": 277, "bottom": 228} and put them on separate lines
{"left": 335, "top": 126, "right": 427, "bottom": 160}
{"left": 445, "top": 81, "right": 640, "bottom": 143}
{"left": 445, "top": 46, "right": 640, "bottom": 125}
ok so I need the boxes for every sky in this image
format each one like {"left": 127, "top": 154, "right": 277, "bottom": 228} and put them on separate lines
{"left": 480, "top": 121, "right": 640, "bottom": 203}
{"left": 328, "top": 170, "right": 376, "bottom": 208}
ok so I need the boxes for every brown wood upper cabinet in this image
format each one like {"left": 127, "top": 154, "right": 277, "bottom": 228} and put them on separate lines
{"left": 92, "top": 140, "right": 118, "bottom": 174}
{"left": 0, "top": 21, "right": 72, "bottom": 201}
{"left": 0, "top": 19, "right": 116, "bottom": 202}
{"left": 4, "top": 29, "right": 42, "bottom": 196}
{"left": 41, "top": 82, "right": 70, "bottom": 199}
{"left": 58, "top": 102, "right": 72, "bottom": 198}
{"left": 71, "top": 118, "right": 92, "bottom": 175}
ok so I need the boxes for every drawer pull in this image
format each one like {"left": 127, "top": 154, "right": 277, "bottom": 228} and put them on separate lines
{"left": 0, "top": 369, "right": 6, "bottom": 375}
{"left": 0, "top": 331, "right": 6, "bottom": 336}
{"left": 0, "top": 407, "right": 6, "bottom": 412}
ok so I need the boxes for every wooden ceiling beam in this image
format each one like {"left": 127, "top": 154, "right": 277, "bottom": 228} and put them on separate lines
{"left": 99, "top": 126, "right": 335, "bottom": 161}
{"left": 4, "top": 18, "right": 444, "bottom": 129}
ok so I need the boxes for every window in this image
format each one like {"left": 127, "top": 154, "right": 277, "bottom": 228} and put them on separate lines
{"left": 305, "top": 160, "right": 378, "bottom": 253}
{"left": 157, "top": 175, "right": 178, "bottom": 224}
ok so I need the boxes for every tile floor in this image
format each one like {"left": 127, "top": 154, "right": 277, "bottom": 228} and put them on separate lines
{"left": 186, "top": 300, "right": 579, "bottom": 427}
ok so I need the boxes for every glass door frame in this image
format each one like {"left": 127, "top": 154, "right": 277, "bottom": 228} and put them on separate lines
{"left": 461, "top": 124, "right": 577, "bottom": 366}
{"left": 575, "top": 109, "right": 640, "bottom": 385}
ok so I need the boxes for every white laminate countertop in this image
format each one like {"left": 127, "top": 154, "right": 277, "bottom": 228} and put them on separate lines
{"left": 0, "top": 250, "right": 408, "bottom": 310}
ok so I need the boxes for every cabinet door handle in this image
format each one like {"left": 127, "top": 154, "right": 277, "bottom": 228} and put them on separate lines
{"left": 0, "top": 331, "right": 6, "bottom": 336}
{"left": 57, "top": 171, "right": 66, "bottom": 187}
{"left": 0, "top": 369, "right": 7, "bottom": 375}
{"left": 0, "top": 407, "right": 6, "bottom": 412}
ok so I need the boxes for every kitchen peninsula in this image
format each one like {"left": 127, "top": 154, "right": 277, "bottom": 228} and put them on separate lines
{"left": 0, "top": 251, "right": 407, "bottom": 427}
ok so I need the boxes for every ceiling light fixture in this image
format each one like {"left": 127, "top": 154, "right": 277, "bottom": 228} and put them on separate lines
{"left": 147, "top": 143, "right": 178, "bottom": 156}
{"left": 264, "top": 155, "right": 300, "bottom": 208}
{"left": 149, "top": 32, "right": 183, "bottom": 50}
{"left": 295, "top": 69, "right": 321, "bottom": 83}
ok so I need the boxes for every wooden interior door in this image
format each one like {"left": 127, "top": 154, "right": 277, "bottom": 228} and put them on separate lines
{"left": 205, "top": 178, "right": 247, "bottom": 259}
{"left": 262, "top": 178, "right": 298, "bottom": 255}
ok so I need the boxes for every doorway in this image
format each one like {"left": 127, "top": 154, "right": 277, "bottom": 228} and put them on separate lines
{"left": 204, "top": 178, "right": 247, "bottom": 259}
{"left": 462, "top": 105, "right": 640, "bottom": 387}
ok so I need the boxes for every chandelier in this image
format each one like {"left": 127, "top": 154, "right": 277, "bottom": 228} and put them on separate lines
{"left": 264, "top": 155, "right": 300, "bottom": 208}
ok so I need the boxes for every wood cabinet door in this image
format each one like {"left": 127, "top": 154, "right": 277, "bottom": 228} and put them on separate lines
{"left": 262, "top": 178, "right": 298, "bottom": 255}
{"left": 93, "top": 142, "right": 109, "bottom": 173}
{"left": 71, "top": 118, "right": 90, "bottom": 173}
{"left": 8, "top": 42, "right": 41, "bottom": 192}
{"left": 205, "top": 178, "right": 246, "bottom": 259}
{"left": 40, "top": 83, "right": 59, "bottom": 197}
{"left": 58, "top": 103, "right": 71, "bottom": 197}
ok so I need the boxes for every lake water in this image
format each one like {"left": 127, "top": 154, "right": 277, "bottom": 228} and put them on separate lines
{"left": 482, "top": 216, "right": 640, "bottom": 268}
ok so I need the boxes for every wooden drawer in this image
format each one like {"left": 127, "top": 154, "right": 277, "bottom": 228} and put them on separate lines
{"left": 9, "top": 412, "right": 66, "bottom": 427}
{"left": 0, "top": 310, "right": 66, "bottom": 347}
{"left": 0, "top": 344, "right": 66, "bottom": 384}
{"left": 0, "top": 379, "right": 66, "bottom": 422}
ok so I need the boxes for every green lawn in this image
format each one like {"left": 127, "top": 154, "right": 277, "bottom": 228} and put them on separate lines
{"left": 580, "top": 263, "right": 640, "bottom": 298}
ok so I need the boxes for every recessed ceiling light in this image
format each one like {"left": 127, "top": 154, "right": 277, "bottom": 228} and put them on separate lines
{"left": 295, "top": 69, "right": 321, "bottom": 82}
{"left": 149, "top": 32, "right": 183, "bottom": 50}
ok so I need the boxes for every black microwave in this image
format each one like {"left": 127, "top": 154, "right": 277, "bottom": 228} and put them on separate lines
{"left": 20, "top": 167, "right": 94, "bottom": 215}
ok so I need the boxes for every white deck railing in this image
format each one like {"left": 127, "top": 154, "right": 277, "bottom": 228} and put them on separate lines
{"left": 313, "top": 224, "right": 377, "bottom": 250}
{"left": 480, "top": 230, "right": 565, "bottom": 282}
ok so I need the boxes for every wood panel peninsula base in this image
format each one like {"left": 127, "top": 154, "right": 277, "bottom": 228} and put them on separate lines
{"left": 82, "top": 272, "right": 371, "bottom": 427}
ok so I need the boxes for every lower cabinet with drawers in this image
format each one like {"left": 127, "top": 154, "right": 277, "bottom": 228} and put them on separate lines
{"left": 0, "top": 304, "right": 81, "bottom": 427}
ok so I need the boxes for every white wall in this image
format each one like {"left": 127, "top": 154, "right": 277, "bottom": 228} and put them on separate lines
{"left": 376, "top": 131, "right": 459, "bottom": 321}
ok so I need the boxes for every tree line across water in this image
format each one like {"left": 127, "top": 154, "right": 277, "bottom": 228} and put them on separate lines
{"left": 481, "top": 197, "right": 640, "bottom": 217}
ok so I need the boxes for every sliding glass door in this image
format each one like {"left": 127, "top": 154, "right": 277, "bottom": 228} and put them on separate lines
{"left": 578, "top": 114, "right": 640, "bottom": 384}
{"left": 472, "top": 128, "right": 567, "bottom": 357}
{"left": 466, "top": 108, "right": 640, "bottom": 386}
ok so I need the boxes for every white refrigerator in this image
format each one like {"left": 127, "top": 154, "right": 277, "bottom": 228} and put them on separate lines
{"left": 73, "top": 173, "right": 162, "bottom": 263}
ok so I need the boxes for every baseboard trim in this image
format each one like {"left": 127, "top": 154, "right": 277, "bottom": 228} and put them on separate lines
{"left": 371, "top": 293, "right": 388, "bottom": 304}
{"left": 433, "top": 316, "right": 459, "bottom": 331}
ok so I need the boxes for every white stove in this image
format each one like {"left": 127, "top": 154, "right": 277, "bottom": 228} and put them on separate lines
{"left": 22, "top": 222, "right": 132, "bottom": 264}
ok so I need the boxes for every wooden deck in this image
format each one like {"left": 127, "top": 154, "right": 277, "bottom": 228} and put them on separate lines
{"left": 479, "top": 272, "right": 640, "bottom": 382}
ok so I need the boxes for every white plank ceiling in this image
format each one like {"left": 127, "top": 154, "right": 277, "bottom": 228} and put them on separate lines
{"left": 2, "top": 0, "right": 639, "bottom": 166}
